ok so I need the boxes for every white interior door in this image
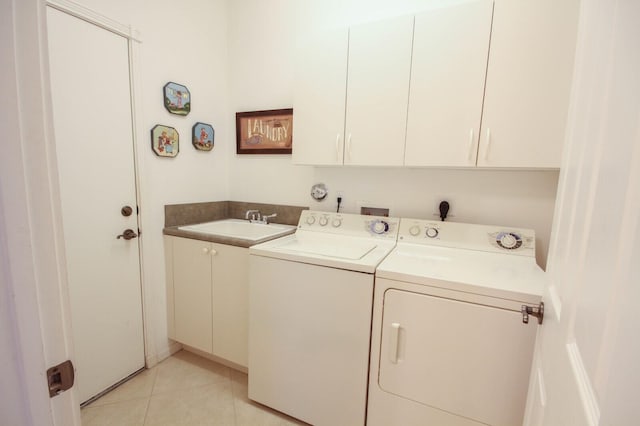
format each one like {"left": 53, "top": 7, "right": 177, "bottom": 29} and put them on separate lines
{"left": 46, "top": 6, "right": 145, "bottom": 403}
{"left": 524, "top": 0, "right": 640, "bottom": 424}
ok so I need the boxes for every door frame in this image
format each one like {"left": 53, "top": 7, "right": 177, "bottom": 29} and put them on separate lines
{"left": 45, "top": 0, "right": 156, "bottom": 366}
{"left": 1, "top": 1, "right": 151, "bottom": 423}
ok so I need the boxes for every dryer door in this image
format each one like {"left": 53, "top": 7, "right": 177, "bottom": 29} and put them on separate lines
{"left": 379, "top": 289, "right": 537, "bottom": 426}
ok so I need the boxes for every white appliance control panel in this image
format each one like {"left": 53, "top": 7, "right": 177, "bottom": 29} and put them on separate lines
{"left": 398, "top": 218, "right": 536, "bottom": 257}
{"left": 298, "top": 211, "right": 399, "bottom": 240}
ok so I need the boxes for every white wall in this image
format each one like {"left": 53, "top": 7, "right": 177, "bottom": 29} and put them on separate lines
{"left": 227, "top": 0, "right": 559, "bottom": 266}
{"left": 57, "top": 0, "right": 231, "bottom": 362}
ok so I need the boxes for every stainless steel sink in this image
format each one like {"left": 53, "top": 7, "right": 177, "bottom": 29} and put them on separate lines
{"left": 178, "top": 219, "right": 295, "bottom": 242}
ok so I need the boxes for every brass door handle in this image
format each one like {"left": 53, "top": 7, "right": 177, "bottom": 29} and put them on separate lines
{"left": 116, "top": 229, "right": 138, "bottom": 240}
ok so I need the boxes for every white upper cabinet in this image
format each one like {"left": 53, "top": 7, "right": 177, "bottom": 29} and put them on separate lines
{"left": 478, "top": 0, "right": 580, "bottom": 168}
{"left": 292, "top": 1, "right": 578, "bottom": 168}
{"left": 292, "top": 28, "right": 349, "bottom": 165}
{"left": 344, "top": 15, "right": 414, "bottom": 166}
{"left": 405, "top": 0, "right": 493, "bottom": 167}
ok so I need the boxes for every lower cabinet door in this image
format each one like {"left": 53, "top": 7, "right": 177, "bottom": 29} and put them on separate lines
{"left": 173, "top": 237, "right": 213, "bottom": 353}
{"left": 379, "top": 289, "right": 537, "bottom": 426}
{"left": 211, "top": 243, "right": 249, "bottom": 367}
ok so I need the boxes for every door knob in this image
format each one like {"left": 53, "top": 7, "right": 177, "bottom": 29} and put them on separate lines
{"left": 116, "top": 229, "right": 138, "bottom": 240}
{"left": 121, "top": 205, "right": 133, "bottom": 216}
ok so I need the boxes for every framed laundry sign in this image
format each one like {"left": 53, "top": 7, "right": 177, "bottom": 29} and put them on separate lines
{"left": 236, "top": 108, "right": 293, "bottom": 154}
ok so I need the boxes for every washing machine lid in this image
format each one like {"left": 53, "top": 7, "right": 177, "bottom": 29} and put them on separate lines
{"left": 376, "top": 243, "right": 544, "bottom": 303}
{"left": 250, "top": 233, "right": 396, "bottom": 273}
{"left": 274, "top": 238, "right": 376, "bottom": 259}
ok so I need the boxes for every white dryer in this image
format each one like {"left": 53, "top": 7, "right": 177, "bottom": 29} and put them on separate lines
{"left": 367, "top": 218, "right": 545, "bottom": 426}
{"left": 249, "top": 210, "right": 399, "bottom": 426}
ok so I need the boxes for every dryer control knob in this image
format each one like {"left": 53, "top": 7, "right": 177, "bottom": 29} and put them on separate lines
{"left": 409, "top": 225, "right": 421, "bottom": 236}
{"left": 332, "top": 218, "right": 342, "bottom": 228}
{"left": 497, "top": 232, "right": 522, "bottom": 249}
{"left": 319, "top": 216, "right": 329, "bottom": 226}
{"left": 306, "top": 216, "right": 316, "bottom": 225}
{"left": 426, "top": 227, "right": 439, "bottom": 238}
{"left": 371, "top": 220, "right": 390, "bottom": 234}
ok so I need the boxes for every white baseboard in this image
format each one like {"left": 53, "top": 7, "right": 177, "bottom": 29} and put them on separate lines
{"left": 182, "top": 345, "right": 248, "bottom": 374}
{"left": 146, "top": 341, "right": 182, "bottom": 368}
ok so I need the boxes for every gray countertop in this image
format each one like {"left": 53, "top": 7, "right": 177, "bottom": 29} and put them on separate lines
{"left": 162, "top": 224, "right": 296, "bottom": 248}
{"left": 162, "top": 200, "right": 306, "bottom": 248}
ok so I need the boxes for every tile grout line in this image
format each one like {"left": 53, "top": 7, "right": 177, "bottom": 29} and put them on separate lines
{"left": 141, "top": 396, "right": 152, "bottom": 426}
{"left": 142, "top": 367, "right": 159, "bottom": 426}
{"left": 229, "top": 368, "right": 240, "bottom": 426}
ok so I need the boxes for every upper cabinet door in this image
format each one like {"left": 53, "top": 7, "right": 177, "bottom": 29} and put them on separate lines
{"left": 478, "top": 0, "right": 580, "bottom": 168}
{"left": 345, "top": 15, "right": 414, "bottom": 166}
{"left": 292, "top": 28, "right": 349, "bottom": 165}
{"left": 405, "top": 1, "right": 493, "bottom": 167}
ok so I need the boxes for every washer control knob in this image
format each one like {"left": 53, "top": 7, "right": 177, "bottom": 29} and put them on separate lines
{"left": 319, "top": 216, "right": 329, "bottom": 226}
{"left": 370, "top": 220, "right": 390, "bottom": 235}
{"left": 409, "top": 225, "right": 421, "bottom": 236}
{"left": 306, "top": 216, "right": 316, "bottom": 225}
{"left": 332, "top": 218, "right": 342, "bottom": 228}
{"left": 425, "top": 227, "right": 439, "bottom": 238}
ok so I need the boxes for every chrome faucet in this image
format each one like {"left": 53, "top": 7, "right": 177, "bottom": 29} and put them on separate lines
{"left": 245, "top": 210, "right": 277, "bottom": 224}
{"left": 245, "top": 209, "right": 261, "bottom": 221}
{"left": 261, "top": 213, "right": 277, "bottom": 224}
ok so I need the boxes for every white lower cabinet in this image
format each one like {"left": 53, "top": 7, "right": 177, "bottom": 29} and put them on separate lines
{"left": 172, "top": 237, "right": 213, "bottom": 353}
{"left": 166, "top": 236, "right": 249, "bottom": 367}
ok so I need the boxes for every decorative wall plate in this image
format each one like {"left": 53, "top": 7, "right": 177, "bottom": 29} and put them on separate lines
{"left": 151, "top": 124, "right": 179, "bottom": 157}
{"left": 163, "top": 82, "right": 191, "bottom": 116}
{"left": 192, "top": 122, "right": 214, "bottom": 151}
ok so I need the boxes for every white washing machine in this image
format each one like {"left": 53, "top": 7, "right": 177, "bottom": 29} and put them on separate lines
{"left": 249, "top": 210, "right": 399, "bottom": 426}
{"left": 367, "top": 218, "right": 545, "bottom": 426}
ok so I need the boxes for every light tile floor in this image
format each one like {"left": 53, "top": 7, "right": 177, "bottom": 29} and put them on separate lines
{"left": 82, "top": 350, "right": 308, "bottom": 426}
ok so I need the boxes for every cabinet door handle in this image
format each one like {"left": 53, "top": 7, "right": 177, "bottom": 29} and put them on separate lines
{"left": 335, "top": 134, "right": 341, "bottom": 162}
{"left": 389, "top": 322, "right": 400, "bottom": 364}
{"left": 484, "top": 128, "right": 492, "bottom": 160}
{"left": 202, "top": 247, "right": 217, "bottom": 255}
{"left": 346, "top": 133, "right": 352, "bottom": 161}
{"left": 468, "top": 128, "right": 475, "bottom": 161}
